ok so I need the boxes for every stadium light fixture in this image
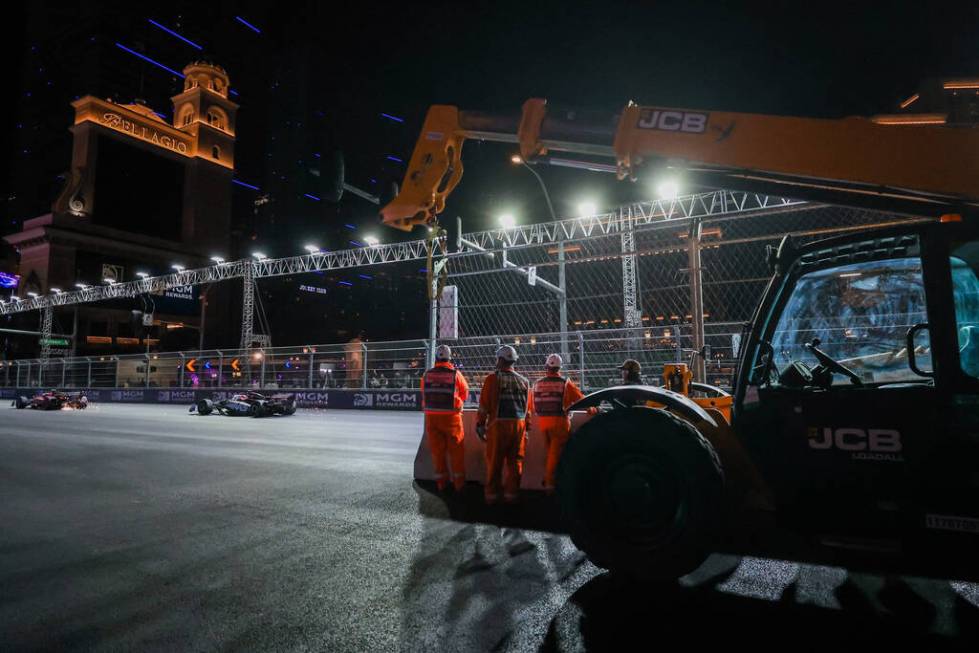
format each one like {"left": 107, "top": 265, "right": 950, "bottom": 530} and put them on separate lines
{"left": 210, "top": 256, "right": 226, "bottom": 265}
{"left": 136, "top": 271, "right": 149, "bottom": 279}
{"left": 363, "top": 235, "right": 380, "bottom": 246}
{"left": 252, "top": 252, "right": 268, "bottom": 261}
{"left": 75, "top": 283, "right": 88, "bottom": 290}
{"left": 577, "top": 201, "right": 598, "bottom": 217}
{"left": 304, "top": 244, "right": 321, "bottom": 254}
{"left": 498, "top": 213, "right": 516, "bottom": 229}
{"left": 655, "top": 177, "right": 680, "bottom": 201}
{"left": 50, "top": 287, "right": 62, "bottom": 293}
{"left": 27, "top": 291, "right": 38, "bottom": 298}
{"left": 510, "top": 154, "right": 523, "bottom": 164}
{"left": 171, "top": 264, "right": 185, "bottom": 272}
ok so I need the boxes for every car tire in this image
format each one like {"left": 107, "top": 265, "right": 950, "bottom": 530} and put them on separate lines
{"left": 196, "top": 399, "right": 214, "bottom": 416}
{"left": 14, "top": 396, "right": 27, "bottom": 409}
{"left": 282, "top": 401, "right": 297, "bottom": 416}
{"left": 248, "top": 403, "right": 261, "bottom": 417}
{"left": 557, "top": 407, "right": 725, "bottom": 581}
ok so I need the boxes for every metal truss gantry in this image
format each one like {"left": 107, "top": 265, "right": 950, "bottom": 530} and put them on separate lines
{"left": 0, "top": 191, "right": 808, "bottom": 355}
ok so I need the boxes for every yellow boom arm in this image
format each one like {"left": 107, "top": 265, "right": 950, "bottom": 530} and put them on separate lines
{"left": 381, "top": 98, "right": 979, "bottom": 230}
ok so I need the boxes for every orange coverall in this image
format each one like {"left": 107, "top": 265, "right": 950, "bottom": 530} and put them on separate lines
{"left": 477, "top": 369, "right": 531, "bottom": 504}
{"left": 529, "top": 373, "right": 586, "bottom": 492}
{"left": 421, "top": 362, "right": 470, "bottom": 490}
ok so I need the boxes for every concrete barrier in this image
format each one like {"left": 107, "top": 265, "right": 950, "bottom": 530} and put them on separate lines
{"left": 413, "top": 409, "right": 595, "bottom": 489}
{"left": 4, "top": 388, "right": 423, "bottom": 411}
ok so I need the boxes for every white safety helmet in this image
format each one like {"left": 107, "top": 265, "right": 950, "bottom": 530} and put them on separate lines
{"left": 545, "top": 353, "right": 563, "bottom": 369}
{"left": 496, "top": 345, "right": 518, "bottom": 363}
{"left": 435, "top": 344, "right": 452, "bottom": 362}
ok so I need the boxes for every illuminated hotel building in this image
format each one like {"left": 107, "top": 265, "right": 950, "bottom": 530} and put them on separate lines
{"left": 3, "top": 62, "right": 236, "bottom": 354}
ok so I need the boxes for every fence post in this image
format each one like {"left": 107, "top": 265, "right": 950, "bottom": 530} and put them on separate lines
{"left": 688, "top": 218, "right": 706, "bottom": 383}
{"left": 260, "top": 353, "right": 266, "bottom": 388}
{"left": 308, "top": 350, "right": 314, "bottom": 388}
{"left": 558, "top": 241, "right": 569, "bottom": 361}
{"left": 61, "top": 358, "right": 67, "bottom": 387}
{"left": 577, "top": 331, "right": 585, "bottom": 390}
{"left": 361, "top": 342, "right": 368, "bottom": 390}
{"left": 217, "top": 351, "right": 224, "bottom": 388}
{"left": 86, "top": 358, "right": 92, "bottom": 387}
{"left": 179, "top": 353, "right": 185, "bottom": 388}
{"left": 144, "top": 354, "right": 150, "bottom": 388}
{"left": 113, "top": 356, "right": 120, "bottom": 387}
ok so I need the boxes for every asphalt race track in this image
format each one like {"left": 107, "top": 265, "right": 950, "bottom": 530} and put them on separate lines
{"left": 1, "top": 405, "right": 977, "bottom": 651}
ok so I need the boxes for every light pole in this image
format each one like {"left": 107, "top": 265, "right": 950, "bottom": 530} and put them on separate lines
{"left": 511, "top": 155, "right": 568, "bottom": 358}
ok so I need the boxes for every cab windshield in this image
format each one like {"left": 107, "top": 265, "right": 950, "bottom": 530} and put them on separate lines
{"left": 769, "top": 257, "right": 928, "bottom": 385}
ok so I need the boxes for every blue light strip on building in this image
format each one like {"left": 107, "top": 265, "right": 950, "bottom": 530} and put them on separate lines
{"left": 338, "top": 281, "right": 353, "bottom": 287}
{"left": 343, "top": 224, "right": 356, "bottom": 230}
{"left": 147, "top": 19, "right": 203, "bottom": 50}
{"left": 235, "top": 16, "right": 262, "bottom": 33}
{"left": 380, "top": 113, "right": 404, "bottom": 123}
{"left": 230, "top": 89, "right": 239, "bottom": 97}
{"left": 304, "top": 193, "right": 321, "bottom": 201}
{"left": 0, "top": 272, "right": 19, "bottom": 288}
{"left": 115, "top": 43, "right": 185, "bottom": 78}
{"left": 349, "top": 240, "right": 364, "bottom": 247}
{"left": 385, "top": 155, "right": 404, "bottom": 163}
{"left": 358, "top": 274, "right": 373, "bottom": 280}
{"left": 232, "top": 179, "right": 260, "bottom": 191}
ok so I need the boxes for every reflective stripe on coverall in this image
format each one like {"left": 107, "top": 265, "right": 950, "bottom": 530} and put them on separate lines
{"left": 421, "top": 363, "right": 470, "bottom": 490}
{"left": 478, "top": 370, "right": 530, "bottom": 503}
{"left": 530, "top": 374, "right": 586, "bottom": 491}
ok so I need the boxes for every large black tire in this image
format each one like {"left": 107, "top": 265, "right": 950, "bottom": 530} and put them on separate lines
{"left": 248, "top": 403, "right": 262, "bottom": 418}
{"left": 14, "top": 396, "right": 28, "bottom": 409}
{"left": 195, "top": 399, "right": 214, "bottom": 416}
{"left": 557, "top": 407, "right": 725, "bottom": 580}
{"left": 282, "top": 401, "right": 297, "bottom": 416}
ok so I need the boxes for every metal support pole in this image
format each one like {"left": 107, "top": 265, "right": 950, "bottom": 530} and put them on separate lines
{"left": 558, "top": 241, "right": 569, "bottom": 360}
{"left": 688, "top": 219, "right": 706, "bottom": 383}
{"left": 113, "top": 356, "right": 120, "bottom": 388}
{"left": 428, "top": 296, "right": 438, "bottom": 371}
{"left": 61, "top": 358, "right": 67, "bottom": 387}
{"left": 240, "top": 263, "right": 255, "bottom": 350}
{"left": 198, "top": 287, "right": 208, "bottom": 352}
{"left": 361, "top": 342, "right": 369, "bottom": 390}
{"left": 577, "top": 331, "right": 586, "bottom": 390}
{"left": 86, "top": 358, "right": 92, "bottom": 387}
{"left": 70, "top": 307, "right": 78, "bottom": 357}
{"left": 308, "top": 351, "right": 315, "bottom": 388}
{"left": 179, "top": 353, "right": 185, "bottom": 388}
{"left": 620, "top": 207, "right": 642, "bottom": 354}
{"left": 217, "top": 351, "right": 224, "bottom": 388}
{"left": 260, "top": 354, "right": 266, "bottom": 388}
{"left": 144, "top": 354, "right": 150, "bottom": 388}
{"left": 39, "top": 306, "right": 53, "bottom": 361}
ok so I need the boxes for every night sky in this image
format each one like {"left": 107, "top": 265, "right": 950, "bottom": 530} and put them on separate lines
{"left": 1, "top": 2, "right": 977, "bottom": 347}
{"left": 4, "top": 2, "right": 978, "bottom": 233}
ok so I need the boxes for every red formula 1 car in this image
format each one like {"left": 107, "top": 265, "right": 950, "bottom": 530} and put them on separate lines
{"left": 13, "top": 390, "right": 89, "bottom": 410}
